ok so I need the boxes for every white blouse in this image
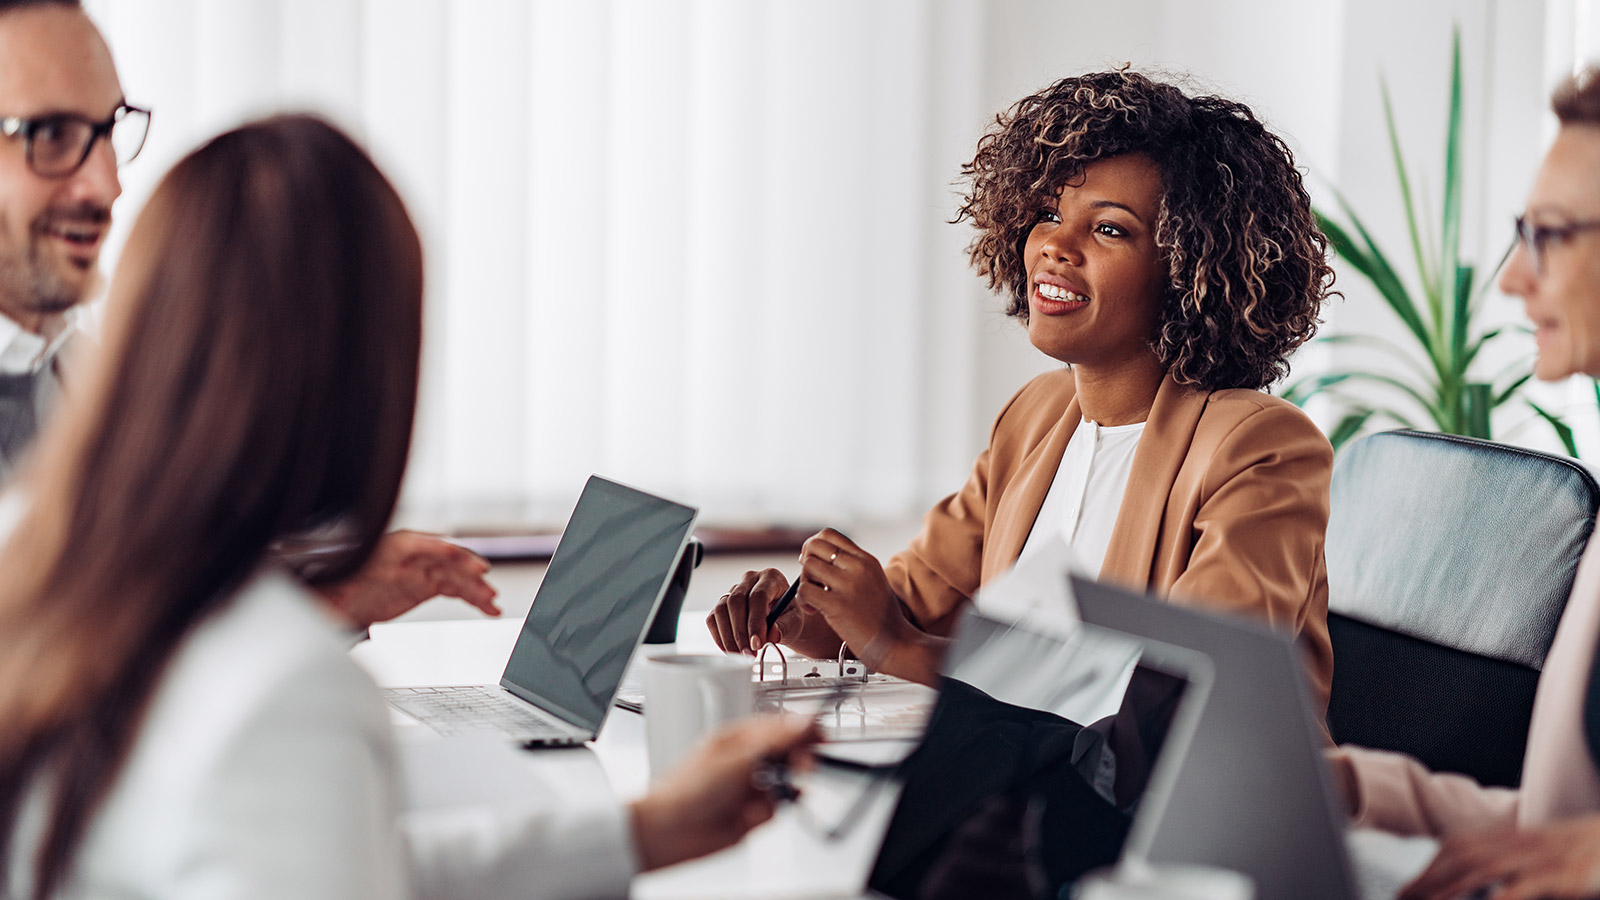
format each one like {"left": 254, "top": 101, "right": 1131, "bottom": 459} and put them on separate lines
{"left": 1017, "top": 417, "right": 1146, "bottom": 576}
{"left": 7, "top": 569, "right": 635, "bottom": 900}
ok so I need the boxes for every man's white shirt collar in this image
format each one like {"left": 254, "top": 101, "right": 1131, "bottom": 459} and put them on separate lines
{"left": 0, "top": 309, "right": 75, "bottom": 376}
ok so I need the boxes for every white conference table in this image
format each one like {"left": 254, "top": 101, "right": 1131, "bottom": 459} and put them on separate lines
{"left": 351, "top": 611, "right": 899, "bottom": 900}
{"left": 352, "top": 611, "right": 1439, "bottom": 900}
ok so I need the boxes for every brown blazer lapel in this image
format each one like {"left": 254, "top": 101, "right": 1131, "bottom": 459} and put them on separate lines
{"left": 984, "top": 395, "right": 1083, "bottom": 581}
{"left": 1099, "top": 376, "right": 1209, "bottom": 587}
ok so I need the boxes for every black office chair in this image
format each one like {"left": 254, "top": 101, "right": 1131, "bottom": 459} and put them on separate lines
{"left": 1325, "top": 429, "right": 1600, "bottom": 787}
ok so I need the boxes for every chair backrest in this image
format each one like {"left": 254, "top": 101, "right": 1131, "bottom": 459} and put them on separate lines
{"left": 1325, "top": 429, "right": 1599, "bottom": 787}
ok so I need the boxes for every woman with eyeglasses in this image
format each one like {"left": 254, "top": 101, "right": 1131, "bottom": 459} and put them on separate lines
{"left": 708, "top": 71, "right": 1338, "bottom": 707}
{"left": 0, "top": 114, "right": 815, "bottom": 900}
{"left": 1330, "top": 67, "right": 1600, "bottom": 900}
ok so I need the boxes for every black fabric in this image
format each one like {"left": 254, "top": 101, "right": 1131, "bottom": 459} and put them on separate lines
{"left": 868, "top": 679, "right": 1131, "bottom": 900}
{"left": 916, "top": 791, "right": 1044, "bottom": 900}
{"left": 1327, "top": 612, "right": 1541, "bottom": 788}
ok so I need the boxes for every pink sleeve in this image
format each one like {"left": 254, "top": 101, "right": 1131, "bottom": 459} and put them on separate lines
{"left": 1332, "top": 744, "right": 1519, "bottom": 837}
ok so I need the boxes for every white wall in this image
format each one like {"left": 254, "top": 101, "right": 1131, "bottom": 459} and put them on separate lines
{"left": 962, "top": 0, "right": 1580, "bottom": 462}
{"left": 76, "top": 0, "right": 1588, "bottom": 528}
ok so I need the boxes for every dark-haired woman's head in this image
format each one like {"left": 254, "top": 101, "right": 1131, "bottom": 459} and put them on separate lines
{"left": 94, "top": 113, "right": 423, "bottom": 579}
{"left": 959, "top": 70, "right": 1334, "bottom": 391}
{"left": 0, "top": 113, "right": 422, "bottom": 899}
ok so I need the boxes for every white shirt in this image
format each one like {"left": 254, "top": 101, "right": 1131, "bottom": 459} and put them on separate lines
{"left": 8, "top": 570, "right": 637, "bottom": 900}
{"left": 0, "top": 308, "right": 74, "bottom": 376}
{"left": 1017, "top": 417, "right": 1146, "bottom": 577}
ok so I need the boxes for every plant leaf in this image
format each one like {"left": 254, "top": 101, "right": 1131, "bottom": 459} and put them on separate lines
{"left": 1485, "top": 353, "right": 1538, "bottom": 389}
{"left": 1328, "top": 409, "right": 1376, "bottom": 450}
{"left": 1470, "top": 238, "right": 1516, "bottom": 316}
{"left": 1463, "top": 382, "right": 1492, "bottom": 438}
{"left": 1452, "top": 263, "right": 1474, "bottom": 362}
{"left": 1461, "top": 327, "right": 1504, "bottom": 370}
{"left": 1528, "top": 399, "right": 1579, "bottom": 457}
{"left": 1440, "top": 28, "right": 1465, "bottom": 362}
{"left": 1318, "top": 390, "right": 1423, "bottom": 431}
{"left": 1381, "top": 79, "right": 1436, "bottom": 305}
{"left": 1493, "top": 371, "right": 1533, "bottom": 406}
{"left": 1313, "top": 333, "right": 1438, "bottom": 382}
{"left": 1282, "top": 370, "right": 1444, "bottom": 425}
{"left": 1315, "top": 206, "right": 1433, "bottom": 352}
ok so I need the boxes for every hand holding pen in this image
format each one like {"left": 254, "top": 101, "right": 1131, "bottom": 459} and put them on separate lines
{"left": 749, "top": 684, "right": 851, "bottom": 802}
{"left": 707, "top": 566, "right": 801, "bottom": 654}
{"left": 765, "top": 579, "right": 801, "bottom": 634}
{"left": 629, "top": 714, "right": 821, "bottom": 871}
{"left": 749, "top": 684, "right": 901, "bottom": 844}
{"left": 706, "top": 530, "right": 870, "bottom": 656}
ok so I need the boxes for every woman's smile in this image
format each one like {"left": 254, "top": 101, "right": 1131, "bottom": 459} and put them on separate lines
{"left": 1021, "top": 152, "right": 1167, "bottom": 370}
{"left": 1032, "top": 273, "right": 1091, "bottom": 314}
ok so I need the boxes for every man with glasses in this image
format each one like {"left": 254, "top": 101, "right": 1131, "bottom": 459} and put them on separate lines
{"left": 0, "top": 0, "right": 499, "bottom": 629}
{"left": 1331, "top": 67, "right": 1600, "bottom": 900}
{"left": 0, "top": 0, "right": 129, "bottom": 480}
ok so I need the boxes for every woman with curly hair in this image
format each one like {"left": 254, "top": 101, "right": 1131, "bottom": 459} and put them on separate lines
{"left": 708, "top": 71, "right": 1337, "bottom": 705}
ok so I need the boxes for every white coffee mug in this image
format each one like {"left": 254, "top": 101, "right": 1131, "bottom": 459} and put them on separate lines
{"left": 644, "top": 653, "right": 756, "bottom": 777}
{"left": 1075, "top": 861, "right": 1254, "bottom": 900}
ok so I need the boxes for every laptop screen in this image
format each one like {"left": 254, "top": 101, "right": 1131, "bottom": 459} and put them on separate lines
{"left": 499, "top": 475, "right": 697, "bottom": 730}
{"left": 866, "top": 610, "right": 1206, "bottom": 899}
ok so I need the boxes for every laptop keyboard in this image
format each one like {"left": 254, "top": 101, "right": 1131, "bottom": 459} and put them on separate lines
{"left": 384, "top": 685, "right": 575, "bottom": 740}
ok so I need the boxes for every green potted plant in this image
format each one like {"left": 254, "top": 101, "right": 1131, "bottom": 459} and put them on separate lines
{"left": 1285, "top": 30, "right": 1575, "bottom": 453}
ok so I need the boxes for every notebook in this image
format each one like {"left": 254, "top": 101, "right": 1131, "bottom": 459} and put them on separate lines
{"left": 384, "top": 475, "right": 698, "bottom": 746}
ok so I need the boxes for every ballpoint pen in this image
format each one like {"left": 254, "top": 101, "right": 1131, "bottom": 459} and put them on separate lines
{"left": 764, "top": 578, "right": 801, "bottom": 631}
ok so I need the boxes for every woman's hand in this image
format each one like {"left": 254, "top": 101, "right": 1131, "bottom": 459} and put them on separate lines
{"left": 316, "top": 531, "right": 500, "bottom": 628}
{"left": 790, "top": 529, "right": 904, "bottom": 660}
{"left": 627, "top": 715, "right": 820, "bottom": 871}
{"left": 1400, "top": 816, "right": 1600, "bottom": 900}
{"left": 705, "top": 530, "right": 944, "bottom": 681}
{"left": 706, "top": 568, "right": 798, "bottom": 654}
{"left": 792, "top": 529, "right": 943, "bottom": 684}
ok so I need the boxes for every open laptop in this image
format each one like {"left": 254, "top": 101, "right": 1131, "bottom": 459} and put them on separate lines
{"left": 1072, "top": 574, "right": 1360, "bottom": 900}
{"left": 861, "top": 606, "right": 1213, "bottom": 899}
{"left": 384, "top": 475, "right": 698, "bottom": 746}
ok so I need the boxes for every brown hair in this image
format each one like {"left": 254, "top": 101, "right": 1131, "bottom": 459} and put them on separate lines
{"left": 0, "top": 114, "right": 423, "bottom": 898}
{"left": 0, "top": 0, "right": 81, "bottom": 13}
{"left": 958, "top": 70, "right": 1334, "bottom": 391}
{"left": 1554, "top": 65, "right": 1600, "bottom": 125}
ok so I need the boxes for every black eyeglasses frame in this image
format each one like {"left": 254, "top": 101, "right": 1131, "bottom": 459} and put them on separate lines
{"left": 0, "top": 103, "right": 151, "bottom": 179}
{"left": 1514, "top": 214, "right": 1600, "bottom": 277}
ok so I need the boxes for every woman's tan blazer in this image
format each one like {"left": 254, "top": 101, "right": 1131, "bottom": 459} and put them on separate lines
{"left": 883, "top": 368, "right": 1334, "bottom": 713}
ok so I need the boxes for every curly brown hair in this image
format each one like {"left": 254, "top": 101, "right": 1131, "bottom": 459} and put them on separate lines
{"left": 958, "top": 70, "right": 1334, "bottom": 391}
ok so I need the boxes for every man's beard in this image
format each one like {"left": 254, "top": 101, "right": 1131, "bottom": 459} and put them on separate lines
{"left": 0, "top": 204, "right": 111, "bottom": 317}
